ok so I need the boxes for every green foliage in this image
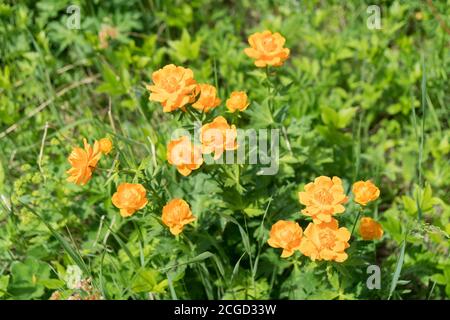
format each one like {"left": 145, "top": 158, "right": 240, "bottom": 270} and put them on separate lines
{"left": 0, "top": 0, "right": 449, "bottom": 300}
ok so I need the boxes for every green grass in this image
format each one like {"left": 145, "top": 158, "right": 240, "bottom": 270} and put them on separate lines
{"left": 0, "top": 0, "right": 449, "bottom": 300}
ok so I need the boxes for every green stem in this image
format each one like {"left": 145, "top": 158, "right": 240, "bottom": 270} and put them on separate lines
{"left": 265, "top": 66, "right": 273, "bottom": 113}
{"left": 186, "top": 107, "right": 201, "bottom": 123}
{"left": 351, "top": 207, "right": 363, "bottom": 237}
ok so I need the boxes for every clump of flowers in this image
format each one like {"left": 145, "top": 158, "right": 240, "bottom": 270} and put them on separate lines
{"left": 146, "top": 63, "right": 242, "bottom": 179}
{"left": 162, "top": 198, "right": 196, "bottom": 235}
{"left": 269, "top": 175, "right": 381, "bottom": 262}
{"left": 111, "top": 183, "right": 148, "bottom": 217}
{"left": 61, "top": 27, "right": 387, "bottom": 295}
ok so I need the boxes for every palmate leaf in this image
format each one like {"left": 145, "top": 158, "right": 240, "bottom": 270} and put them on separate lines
{"left": 8, "top": 257, "right": 51, "bottom": 299}
{"left": 246, "top": 100, "right": 274, "bottom": 128}
{"left": 131, "top": 268, "right": 168, "bottom": 294}
{"left": 168, "top": 29, "right": 202, "bottom": 63}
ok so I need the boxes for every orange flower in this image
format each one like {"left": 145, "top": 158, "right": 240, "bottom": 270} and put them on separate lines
{"left": 244, "top": 30, "right": 290, "bottom": 67}
{"left": 112, "top": 183, "right": 148, "bottom": 217}
{"left": 192, "top": 84, "right": 221, "bottom": 112}
{"left": 200, "top": 116, "right": 238, "bottom": 160}
{"left": 267, "top": 220, "right": 303, "bottom": 258}
{"left": 147, "top": 64, "right": 197, "bottom": 112}
{"left": 67, "top": 139, "right": 102, "bottom": 185}
{"left": 352, "top": 180, "right": 380, "bottom": 206}
{"left": 299, "top": 219, "right": 351, "bottom": 262}
{"left": 298, "top": 176, "right": 348, "bottom": 224}
{"left": 98, "top": 138, "right": 113, "bottom": 155}
{"left": 359, "top": 217, "right": 383, "bottom": 240}
{"left": 167, "top": 136, "right": 203, "bottom": 176}
{"left": 162, "top": 199, "right": 196, "bottom": 235}
{"left": 226, "top": 91, "right": 249, "bottom": 112}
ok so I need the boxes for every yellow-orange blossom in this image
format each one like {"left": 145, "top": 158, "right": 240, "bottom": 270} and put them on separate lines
{"left": 147, "top": 64, "right": 197, "bottom": 112}
{"left": 244, "top": 30, "right": 290, "bottom": 67}
{"left": 352, "top": 180, "right": 380, "bottom": 206}
{"left": 99, "top": 137, "right": 113, "bottom": 155}
{"left": 67, "top": 139, "right": 102, "bottom": 185}
{"left": 162, "top": 199, "right": 196, "bottom": 235}
{"left": 298, "top": 176, "right": 348, "bottom": 224}
{"left": 200, "top": 116, "right": 238, "bottom": 160}
{"left": 267, "top": 220, "right": 303, "bottom": 258}
{"left": 192, "top": 84, "right": 221, "bottom": 113}
{"left": 226, "top": 91, "right": 249, "bottom": 112}
{"left": 112, "top": 183, "right": 148, "bottom": 217}
{"left": 167, "top": 136, "right": 203, "bottom": 176}
{"left": 299, "top": 219, "right": 351, "bottom": 262}
{"left": 359, "top": 217, "right": 383, "bottom": 240}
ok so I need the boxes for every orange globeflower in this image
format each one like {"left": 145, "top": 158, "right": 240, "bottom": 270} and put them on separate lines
{"left": 192, "top": 84, "right": 221, "bottom": 112}
{"left": 147, "top": 64, "right": 197, "bottom": 112}
{"left": 98, "top": 138, "right": 113, "bottom": 155}
{"left": 167, "top": 136, "right": 203, "bottom": 176}
{"left": 112, "top": 183, "right": 148, "bottom": 217}
{"left": 226, "top": 91, "right": 249, "bottom": 112}
{"left": 267, "top": 220, "right": 303, "bottom": 258}
{"left": 352, "top": 180, "right": 380, "bottom": 206}
{"left": 298, "top": 176, "right": 348, "bottom": 224}
{"left": 67, "top": 139, "right": 102, "bottom": 185}
{"left": 359, "top": 217, "right": 383, "bottom": 240}
{"left": 299, "top": 219, "right": 351, "bottom": 262}
{"left": 162, "top": 199, "right": 196, "bottom": 235}
{"left": 244, "top": 30, "right": 290, "bottom": 67}
{"left": 200, "top": 116, "right": 238, "bottom": 160}
{"left": 98, "top": 25, "right": 118, "bottom": 49}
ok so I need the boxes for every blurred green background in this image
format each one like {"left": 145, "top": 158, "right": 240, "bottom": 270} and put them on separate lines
{"left": 0, "top": 0, "right": 449, "bottom": 300}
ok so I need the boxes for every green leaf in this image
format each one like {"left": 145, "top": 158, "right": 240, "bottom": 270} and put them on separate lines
{"left": 337, "top": 107, "right": 357, "bottom": 128}
{"left": 168, "top": 29, "right": 202, "bottom": 63}
{"left": 0, "top": 158, "right": 4, "bottom": 191}
{"left": 131, "top": 268, "right": 167, "bottom": 293}
{"left": 321, "top": 106, "right": 338, "bottom": 126}
{"left": 389, "top": 239, "right": 406, "bottom": 299}
{"left": 0, "top": 275, "right": 9, "bottom": 298}
{"left": 430, "top": 274, "right": 446, "bottom": 285}
{"left": 327, "top": 267, "right": 340, "bottom": 290}
{"left": 247, "top": 100, "right": 274, "bottom": 128}
{"left": 9, "top": 258, "right": 51, "bottom": 299}
{"left": 38, "top": 279, "right": 65, "bottom": 289}
{"left": 243, "top": 207, "right": 264, "bottom": 217}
